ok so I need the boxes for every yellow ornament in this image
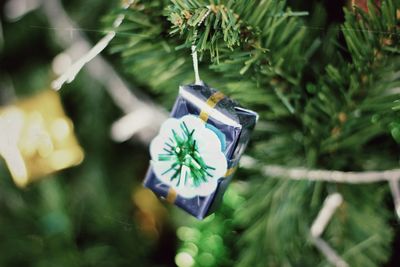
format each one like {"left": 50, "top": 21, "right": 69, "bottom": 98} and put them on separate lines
{"left": 132, "top": 187, "right": 167, "bottom": 239}
{"left": 0, "top": 90, "right": 84, "bottom": 187}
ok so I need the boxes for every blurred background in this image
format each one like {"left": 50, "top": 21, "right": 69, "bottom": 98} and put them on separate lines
{"left": 0, "top": 0, "right": 399, "bottom": 267}
{"left": 0, "top": 0, "right": 179, "bottom": 266}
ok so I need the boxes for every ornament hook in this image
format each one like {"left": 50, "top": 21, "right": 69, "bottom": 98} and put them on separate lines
{"left": 191, "top": 6, "right": 211, "bottom": 85}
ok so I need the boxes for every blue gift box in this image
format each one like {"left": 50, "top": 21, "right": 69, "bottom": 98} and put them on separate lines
{"left": 144, "top": 84, "right": 258, "bottom": 219}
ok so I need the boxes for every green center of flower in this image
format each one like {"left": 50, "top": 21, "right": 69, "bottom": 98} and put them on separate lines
{"left": 158, "top": 121, "right": 215, "bottom": 187}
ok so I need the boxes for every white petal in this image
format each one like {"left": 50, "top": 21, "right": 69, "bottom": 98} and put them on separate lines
{"left": 159, "top": 117, "right": 180, "bottom": 137}
{"left": 149, "top": 114, "right": 228, "bottom": 199}
{"left": 149, "top": 136, "right": 166, "bottom": 161}
{"left": 151, "top": 160, "right": 176, "bottom": 183}
{"left": 195, "top": 178, "right": 219, "bottom": 197}
{"left": 149, "top": 117, "right": 179, "bottom": 161}
{"left": 194, "top": 128, "right": 221, "bottom": 154}
{"left": 202, "top": 152, "right": 228, "bottom": 178}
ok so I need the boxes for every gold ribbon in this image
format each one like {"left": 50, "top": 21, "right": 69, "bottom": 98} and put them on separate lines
{"left": 224, "top": 166, "right": 237, "bottom": 177}
{"left": 166, "top": 91, "right": 229, "bottom": 204}
{"left": 200, "top": 91, "right": 237, "bottom": 178}
{"left": 166, "top": 187, "right": 178, "bottom": 203}
{"left": 199, "top": 91, "right": 225, "bottom": 122}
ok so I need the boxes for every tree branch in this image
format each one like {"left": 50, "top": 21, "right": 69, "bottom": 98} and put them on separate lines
{"left": 41, "top": 0, "right": 168, "bottom": 143}
{"left": 241, "top": 156, "right": 400, "bottom": 183}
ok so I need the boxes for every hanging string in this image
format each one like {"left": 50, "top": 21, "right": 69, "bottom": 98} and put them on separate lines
{"left": 51, "top": 0, "right": 134, "bottom": 90}
{"left": 191, "top": 7, "right": 211, "bottom": 85}
{"left": 191, "top": 42, "right": 201, "bottom": 85}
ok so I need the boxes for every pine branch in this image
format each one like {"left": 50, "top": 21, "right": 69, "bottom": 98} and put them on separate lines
{"left": 107, "top": 1, "right": 400, "bottom": 267}
{"left": 343, "top": 0, "right": 400, "bottom": 71}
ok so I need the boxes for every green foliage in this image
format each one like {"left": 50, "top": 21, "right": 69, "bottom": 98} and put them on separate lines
{"left": 106, "top": 0, "right": 313, "bottom": 110}
{"left": 176, "top": 184, "right": 244, "bottom": 267}
{"left": 167, "top": 0, "right": 244, "bottom": 53}
{"left": 343, "top": 0, "right": 400, "bottom": 70}
{"left": 108, "top": 0, "right": 400, "bottom": 266}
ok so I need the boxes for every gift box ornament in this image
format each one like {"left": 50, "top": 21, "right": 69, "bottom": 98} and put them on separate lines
{"left": 144, "top": 84, "right": 258, "bottom": 219}
{"left": 0, "top": 90, "right": 84, "bottom": 187}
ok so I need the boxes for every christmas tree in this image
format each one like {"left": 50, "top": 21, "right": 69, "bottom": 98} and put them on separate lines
{"left": 1, "top": 0, "right": 400, "bottom": 266}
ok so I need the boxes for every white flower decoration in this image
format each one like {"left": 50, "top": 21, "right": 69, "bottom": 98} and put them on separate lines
{"left": 150, "top": 115, "right": 227, "bottom": 199}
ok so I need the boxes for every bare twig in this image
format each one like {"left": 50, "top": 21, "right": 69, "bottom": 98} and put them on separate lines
{"left": 240, "top": 156, "right": 400, "bottom": 184}
{"left": 389, "top": 179, "right": 400, "bottom": 219}
{"left": 311, "top": 193, "right": 343, "bottom": 237}
{"left": 51, "top": 0, "right": 133, "bottom": 90}
{"left": 51, "top": 31, "right": 117, "bottom": 91}
{"left": 310, "top": 193, "right": 349, "bottom": 267}
{"left": 41, "top": 0, "right": 167, "bottom": 143}
{"left": 311, "top": 237, "right": 349, "bottom": 267}
{"left": 4, "top": 0, "right": 41, "bottom": 21}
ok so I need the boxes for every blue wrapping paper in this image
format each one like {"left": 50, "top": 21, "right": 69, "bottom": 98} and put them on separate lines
{"left": 144, "top": 84, "right": 258, "bottom": 219}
